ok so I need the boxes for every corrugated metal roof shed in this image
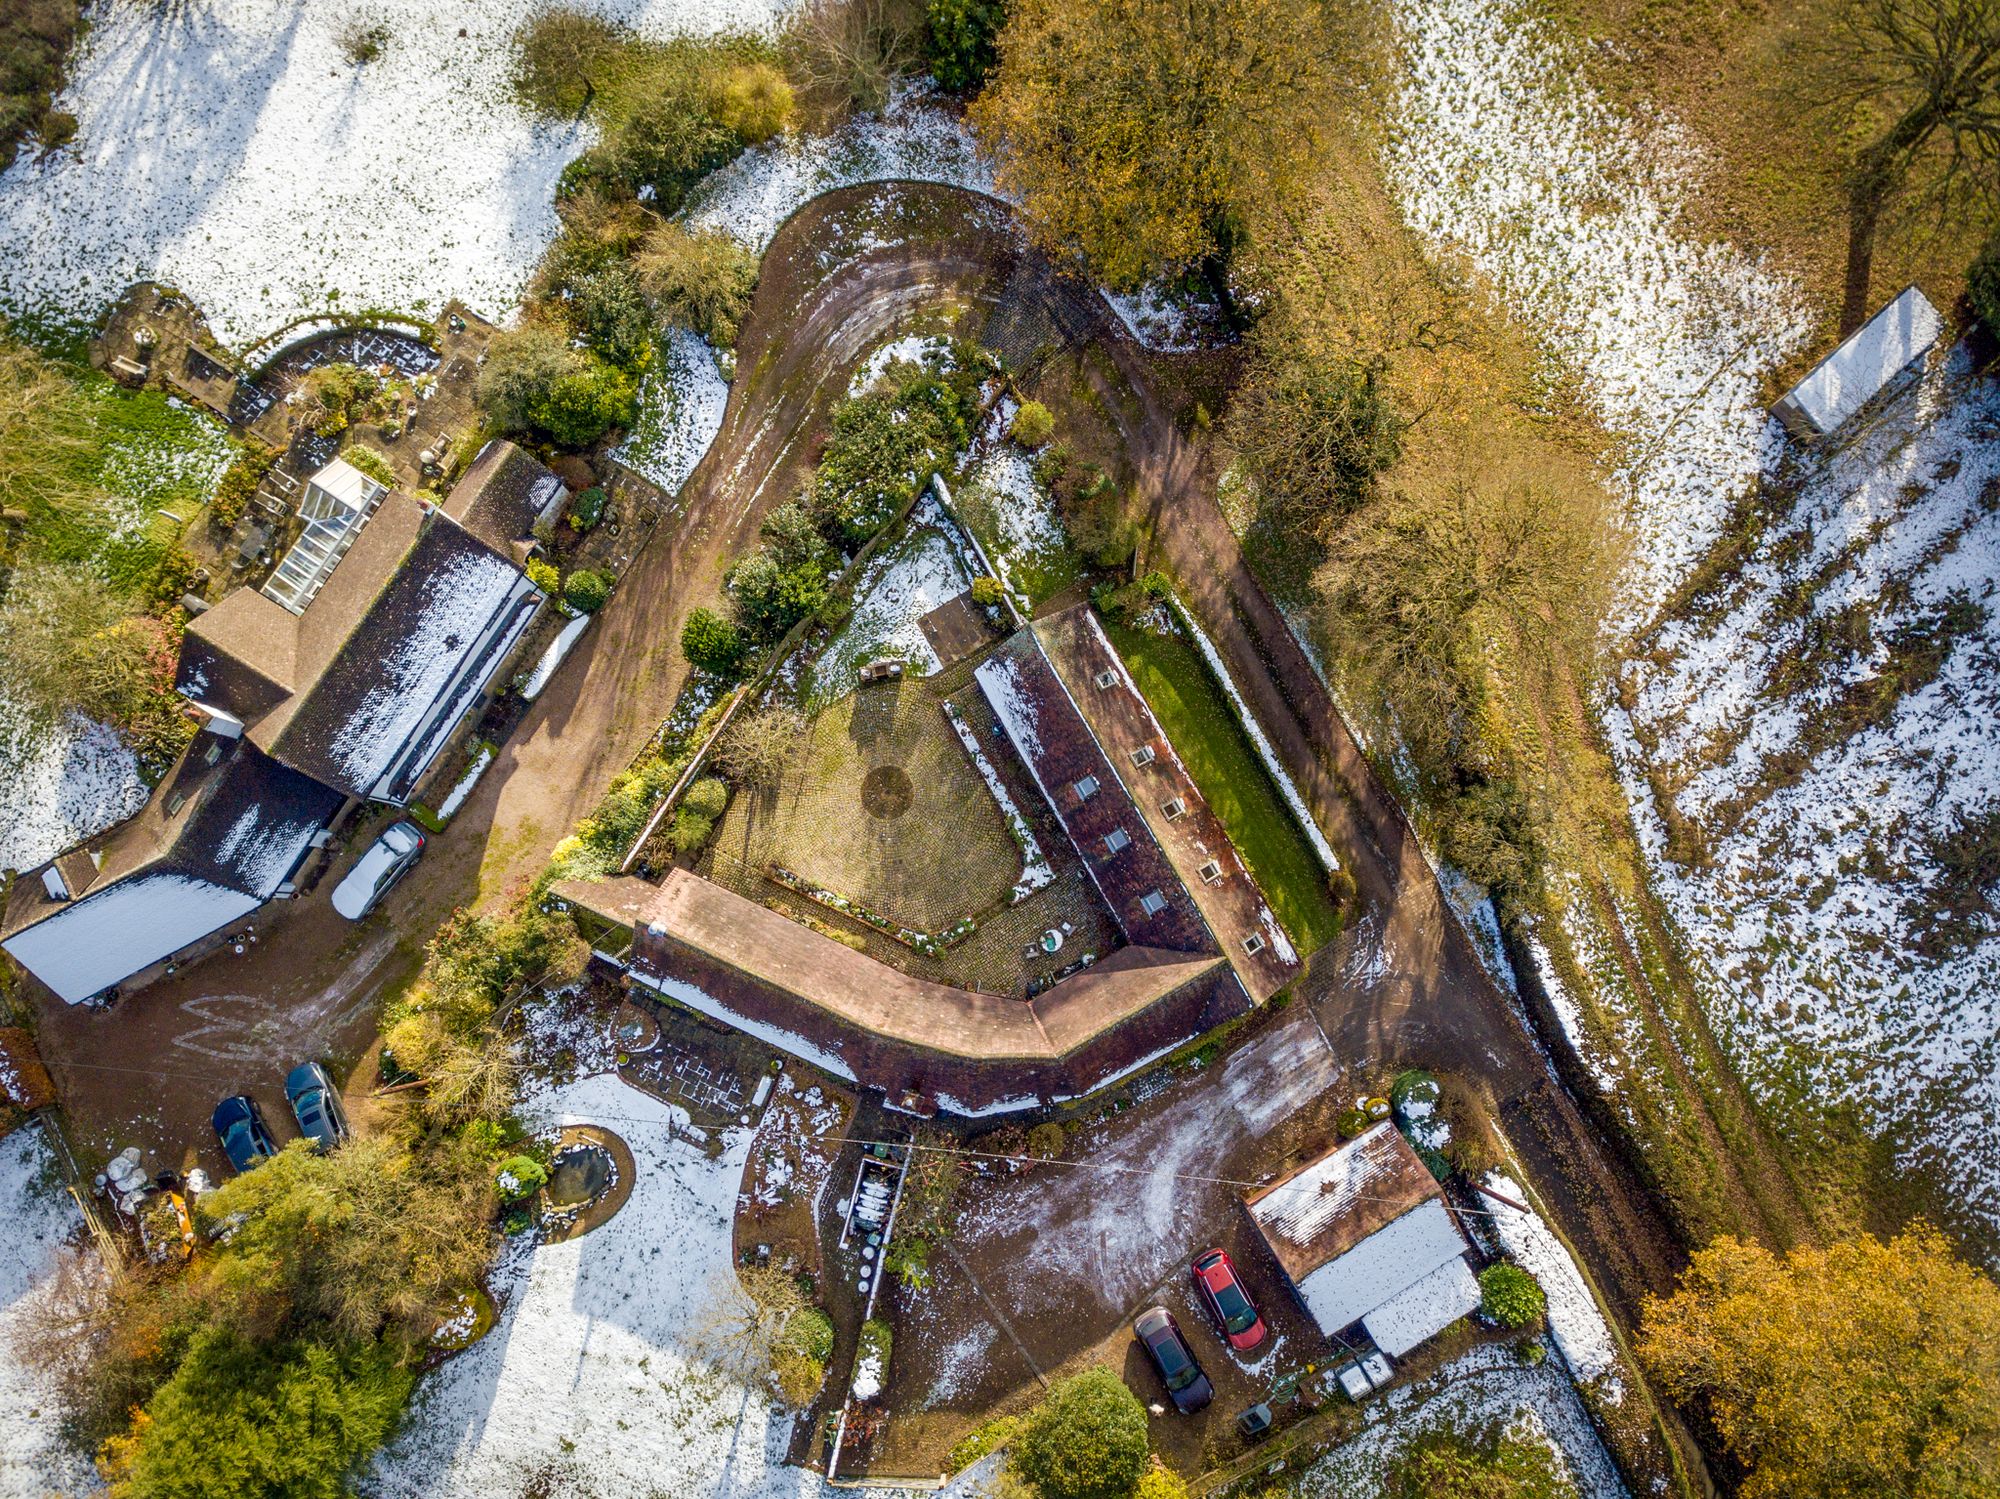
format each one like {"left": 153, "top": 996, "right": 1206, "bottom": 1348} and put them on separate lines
{"left": 1772, "top": 286, "right": 1943, "bottom": 438}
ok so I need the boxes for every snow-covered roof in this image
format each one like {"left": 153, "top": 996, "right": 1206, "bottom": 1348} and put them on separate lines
{"left": 2, "top": 873, "right": 260, "bottom": 1005}
{"left": 1290, "top": 1197, "right": 1473, "bottom": 1341}
{"left": 1774, "top": 286, "right": 1943, "bottom": 436}
{"left": 1245, "top": 1122, "right": 1442, "bottom": 1280}
{"left": 263, "top": 519, "right": 538, "bottom": 802}
{"left": 1360, "top": 1251, "right": 1483, "bottom": 1356}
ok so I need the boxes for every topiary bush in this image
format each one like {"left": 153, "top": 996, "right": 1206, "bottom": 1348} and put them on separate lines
{"left": 1014, "top": 1368, "right": 1149, "bottom": 1499}
{"left": 495, "top": 1155, "right": 547, "bottom": 1203}
{"left": 563, "top": 568, "right": 611, "bottom": 613}
{"left": 680, "top": 605, "right": 744, "bottom": 675}
{"left": 1133, "top": 1464, "right": 1191, "bottom": 1499}
{"left": 569, "top": 485, "right": 608, "bottom": 531}
{"left": 1009, "top": 399, "right": 1055, "bottom": 447}
{"left": 1479, "top": 1262, "right": 1546, "bottom": 1330}
{"left": 526, "top": 557, "right": 560, "bottom": 595}
{"left": 970, "top": 575, "right": 1006, "bottom": 609}
{"left": 682, "top": 776, "right": 729, "bottom": 820}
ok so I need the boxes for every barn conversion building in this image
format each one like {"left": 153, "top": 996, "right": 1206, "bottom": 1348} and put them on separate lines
{"left": 2, "top": 443, "right": 559, "bottom": 1005}
{"left": 1244, "top": 1123, "right": 1480, "bottom": 1357}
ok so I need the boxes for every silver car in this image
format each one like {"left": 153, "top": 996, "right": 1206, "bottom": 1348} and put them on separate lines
{"left": 331, "top": 820, "right": 425, "bottom": 920}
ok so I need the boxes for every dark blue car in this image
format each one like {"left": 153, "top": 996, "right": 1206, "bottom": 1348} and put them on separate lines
{"left": 211, "top": 1095, "right": 276, "bottom": 1173}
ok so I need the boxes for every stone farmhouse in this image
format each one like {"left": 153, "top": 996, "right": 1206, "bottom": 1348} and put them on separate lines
{"left": 2, "top": 443, "right": 564, "bottom": 1005}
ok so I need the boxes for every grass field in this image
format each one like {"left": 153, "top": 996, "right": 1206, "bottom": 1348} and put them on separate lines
{"left": 1102, "top": 614, "right": 1341, "bottom": 957}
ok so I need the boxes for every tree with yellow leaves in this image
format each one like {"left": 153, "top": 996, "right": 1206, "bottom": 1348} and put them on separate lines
{"left": 1639, "top": 1225, "right": 2000, "bottom": 1499}
{"left": 968, "top": 0, "right": 1335, "bottom": 289}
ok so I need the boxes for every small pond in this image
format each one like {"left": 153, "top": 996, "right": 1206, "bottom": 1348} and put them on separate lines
{"left": 546, "top": 1143, "right": 614, "bottom": 1210}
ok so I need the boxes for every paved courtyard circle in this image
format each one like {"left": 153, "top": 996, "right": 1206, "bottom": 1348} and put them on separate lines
{"left": 861, "top": 764, "right": 914, "bottom": 819}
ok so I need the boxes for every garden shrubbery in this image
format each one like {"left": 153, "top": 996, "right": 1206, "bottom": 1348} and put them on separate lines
{"left": 1013, "top": 1368, "right": 1150, "bottom": 1499}
{"left": 1479, "top": 1263, "right": 1546, "bottom": 1330}
{"left": 476, "top": 323, "right": 637, "bottom": 450}
{"left": 680, "top": 605, "right": 744, "bottom": 675}
{"left": 563, "top": 568, "right": 611, "bottom": 613}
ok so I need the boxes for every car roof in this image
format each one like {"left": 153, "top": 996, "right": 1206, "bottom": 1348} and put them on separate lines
{"left": 286, "top": 1061, "right": 328, "bottom": 1096}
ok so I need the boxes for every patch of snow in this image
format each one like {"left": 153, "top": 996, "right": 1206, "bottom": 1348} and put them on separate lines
{"left": 0, "top": 1124, "right": 103, "bottom": 1499}
{"left": 368, "top": 1072, "right": 876, "bottom": 1498}
{"left": 1289, "top": 1343, "right": 1626, "bottom": 1499}
{"left": 1522, "top": 928, "right": 1619, "bottom": 1094}
{"left": 1483, "top": 1173, "right": 1624, "bottom": 1400}
{"left": 1360, "top": 1253, "right": 1482, "bottom": 1357}
{"left": 0, "top": 0, "right": 803, "bottom": 342}
{"left": 1383, "top": 0, "right": 1808, "bottom": 617}
{"left": 435, "top": 745, "right": 496, "bottom": 821}
{"left": 944, "top": 705, "right": 1053, "bottom": 903}
{"left": 684, "top": 82, "right": 993, "bottom": 255}
{"left": 921, "top": 1323, "right": 996, "bottom": 1407}
{"left": 0, "top": 706, "right": 149, "bottom": 873}
{"left": 848, "top": 333, "right": 952, "bottom": 396}
{"left": 632, "top": 969, "right": 859, "bottom": 1083}
{"left": 1101, "top": 283, "right": 1221, "bottom": 355}
{"left": 518, "top": 613, "right": 592, "bottom": 703}
{"left": 1603, "top": 358, "right": 2000, "bottom": 1231}
{"left": 850, "top": 1350, "right": 884, "bottom": 1401}
{"left": 811, "top": 519, "right": 970, "bottom": 703}
{"left": 615, "top": 326, "right": 731, "bottom": 497}
{"left": 1167, "top": 597, "right": 1341, "bottom": 871}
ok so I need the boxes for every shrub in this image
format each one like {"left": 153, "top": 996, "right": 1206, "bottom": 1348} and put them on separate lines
{"left": 947, "top": 1413, "right": 1023, "bottom": 1475}
{"left": 569, "top": 485, "right": 608, "bottom": 531}
{"left": 1009, "top": 398, "right": 1054, "bottom": 447}
{"left": 1479, "top": 1263, "right": 1546, "bottom": 1330}
{"left": 727, "top": 546, "right": 827, "bottom": 642}
{"left": 495, "top": 1154, "right": 547, "bottom": 1202}
{"left": 681, "top": 605, "right": 745, "bottom": 675}
{"left": 563, "top": 568, "right": 611, "bottom": 612}
{"left": 512, "top": 4, "right": 630, "bottom": 118}
{"left": 925, "top": 0, "right": 1004, "bottom": 90}
{"left": 970, "top": 575, "right": 1006, "bottom": 608}
{"left": 853, "top": 1317, "right": 893, "bottom": 1399}
{"left": 634, "top": 222, "right": 760, "bottom": 346}
{"left": 1014, "top": 1368, "right": 1150, "bottom": 1499}
{"left": 567, "top": 262, "right": 654, "bottom": 368}
{"left": 526, "top": 557, "right": 561, "bottom": 595}
{"left": 783, "top": 0, "right": 923, "bottom": 120}
{"left": 209, "top": 442, "right": 277, "bottom": 530}
{"left": 342, "top": 443, "right": 395, "bottom": 487}
{"left": 300, "top": 361, "right": 381, "bottom": 437}
{"left": 1026, "top": 1120, "right": 1065, "bottom": 1159}
{"left": 535, "top": 362, "right": 636, "bottom": 448}
{"left": 338, "top": 17, "right": 390, "bottom": 65}
{"left": 713, "top": 60, "right": 795, "bottom": 142}
{"left": 1335, "top": 1106, "right": 1368, "bottom": 1138}
{"left": 668, "top": 806, "right": 716, "bottom": 854}
{"left": 711, "top": 704, "right": 808, "bottom": 787}
{"left": 1971, "top": 229, "right": 2000, "bottom": 336}
{"left": 682, "top": 776, "right": 730, "bottom": 820}
{"left": 1134, "top": 1466, "right": 1191, "bottom": 1499}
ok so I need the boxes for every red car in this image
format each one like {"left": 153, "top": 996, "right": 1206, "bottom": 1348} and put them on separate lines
{"left": 1191, "top": 1248, "right": 1267, "bottom": 1351}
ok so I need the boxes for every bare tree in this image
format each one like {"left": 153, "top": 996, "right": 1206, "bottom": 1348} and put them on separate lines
{"left": 710, "top": 704, "right": 808, "bottom": 788}
{"left": 1824, "top": 0, "right": 2000, "bottom": 330}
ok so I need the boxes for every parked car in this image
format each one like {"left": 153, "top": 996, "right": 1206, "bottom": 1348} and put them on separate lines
{"left": 331, "top": 820, "right": 425, "bottom": 919}
{"left": 1192, "top": 1247, "right": 1268, "bottom": 1351}
{"left": 1134, "top": 1306, "right": 1213, "bottom": 1414}
{"left": 211, "top": 1095, "right": 276, "bottom": 1173}
{"left": 285, "top": 1061, "right": 350, "bottom": 1149}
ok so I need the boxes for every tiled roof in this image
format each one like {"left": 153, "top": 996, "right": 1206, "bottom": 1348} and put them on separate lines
{"left": 443, "top": 439, "right": 567, "bottom": 559}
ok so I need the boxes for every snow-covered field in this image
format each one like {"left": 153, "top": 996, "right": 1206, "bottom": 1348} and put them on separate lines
{"left": 1287, "top": 1343, "right": 1625, "bottom": 1499}
{"left": 1384, "top": 0, "right": 1807, "bottom": 620}
{"left": 0, "top": 709, "right": 150, "bottom": 873}
{"left": 1605, "top": 359, "right": 2000, "bottom": 1229}
{"left": 0, "top": 0, "right": 800, "bottom": 343}
{"left": 368, "top": 1071, "right": 864, "bottom": 1499}
{"left": 0, "top": 1124, "right": 101, "bottom": 1499}
{"left": 1380, "top": 0, "right": 2000, "bottom": 1235}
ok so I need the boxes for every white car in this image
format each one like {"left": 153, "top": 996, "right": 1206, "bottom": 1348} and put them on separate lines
{"left": 331, "top": 820, "right": 426, "bottom": 920}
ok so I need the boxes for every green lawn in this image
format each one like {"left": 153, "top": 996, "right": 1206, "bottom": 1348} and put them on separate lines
{"left": 1103, "top": 614, "right": 1340, "bottom": 957}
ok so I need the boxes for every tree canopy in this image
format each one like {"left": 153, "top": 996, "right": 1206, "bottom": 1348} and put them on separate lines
{"left": 1012, "top": 1367, "right": 1150, "bottom": 1499}
{"left": 1639, "top": 1226, "right": 2000, "bottom": 1499}
{"left": 969, "top": 0, "right": 1334, "bottom": 288}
